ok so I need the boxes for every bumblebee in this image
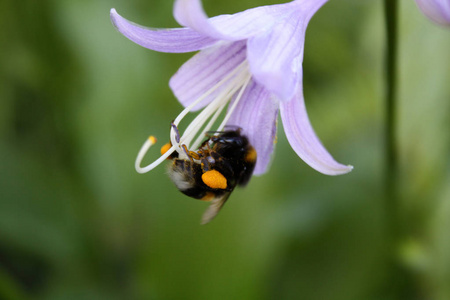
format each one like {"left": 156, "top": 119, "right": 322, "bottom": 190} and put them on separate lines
{"left": 162, "top": 128, "right": 257, "bottom": 224}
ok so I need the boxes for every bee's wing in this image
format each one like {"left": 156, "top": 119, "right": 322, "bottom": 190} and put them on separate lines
{"left": 201, "top": 192, "right": 231, "bottom": 225}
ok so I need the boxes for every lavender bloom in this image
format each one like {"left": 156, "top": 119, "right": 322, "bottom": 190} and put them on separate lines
{"left": 110, "top": 0, "right": 353, "bottom": 176}
{"left": 415, "top": 0, "right": 450, "bottom": 26}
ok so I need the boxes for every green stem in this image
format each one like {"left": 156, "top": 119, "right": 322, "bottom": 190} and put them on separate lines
{"left": 384, "top": 0, "right": 399, "bottom": 245}
{"left": 383, "top": 1, "right": 420, "bottom": 299}
{"left": 383, "top": 0, "right": 403, "bottom": 297}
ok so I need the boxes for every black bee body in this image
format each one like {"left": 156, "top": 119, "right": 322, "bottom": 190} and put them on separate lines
{"left": 203, "top": 129, "right": 255, "bottom": 186}
{"left": 169, "top": 158, "right": 230, "bottom": 199}
{"left": 166, "top": 129, "right": 257, "bottom": 224}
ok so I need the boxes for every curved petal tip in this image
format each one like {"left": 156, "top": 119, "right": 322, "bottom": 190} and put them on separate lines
{"left": 280, "top": 91, "right": 353, "bottom": 176}
{"left": 110, "top": 8, "right": 123, "bottom": 29}
{"left": 334, "top": 164, "right": 354, "bottom": 175}
{"left": 110, "top": 8, "right": 217, "bottom": 53}
{"left": 110, "top": 8, "right": 118, "bottom": 27}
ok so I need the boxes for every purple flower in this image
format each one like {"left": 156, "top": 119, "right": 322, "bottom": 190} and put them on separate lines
{"left": 110, "top": 0, "right": 353, "bottom": 176}
{"left": 415, "top": 0, "right": 450, "bottom": 26}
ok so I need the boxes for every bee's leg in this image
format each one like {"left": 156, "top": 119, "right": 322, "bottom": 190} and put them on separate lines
{"left": 209, "top": 135, "right": 222, "bottom": 144}
{"left": 181, "top": 144, "right": 193, "bottom": 162}
{"left": 172, "top": 122, "right": 202, "bottom": 160}
{"left": 198, "top": 133, "right": 214, "bottom": 149}
{"left": 194, "top": 141, "right": 212, "bottom": 165}
{"left": 200, "top": 139, "right": 213, "bottom": 154}
{"left": 181, "top": 144, "right": 202, "bottom": 162}
{"left": 201, "top": 158, "right": 210, "bottom": 171}
{"left": 200, "top": 155, "right": 216, "bottom": 172}
{"left": 189, "top": 151, "right": 201, "bottom": 160}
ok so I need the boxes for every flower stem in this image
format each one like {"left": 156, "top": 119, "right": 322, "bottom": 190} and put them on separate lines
{"left": 384, "top": 0, "right": 398, "bottom": 240}
{"left": 384, "top": 0, "right": 400, "bottom": 293}
{"left": 383, "top": 1, "right": 418, "bottom": 299}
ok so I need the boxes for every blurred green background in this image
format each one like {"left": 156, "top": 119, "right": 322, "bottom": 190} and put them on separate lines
{"left": 1, "top": 0, "right": 450, "bottom": 299}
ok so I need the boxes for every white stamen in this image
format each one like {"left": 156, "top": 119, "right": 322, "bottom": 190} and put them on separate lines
{"left": 190, "top": 100, "right": 226, "bottom": 150}
{"left": 180, "top": 77, "right": 245, "bottom": 149}
{"left": 135, "top": 136, "right": 175, "bottom": 173}
{"left": 135, "top": 60, "right": 251, "bottom": 173}
{"left": 171, "top": 61, "right": 249, "bottom": 148}
{"left": 217, "top": 74, "right": 252, "bottom": 132}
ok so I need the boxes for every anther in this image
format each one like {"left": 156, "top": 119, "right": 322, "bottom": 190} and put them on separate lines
{"left": 171, "top": 122, "right": 181, "bottom": 143}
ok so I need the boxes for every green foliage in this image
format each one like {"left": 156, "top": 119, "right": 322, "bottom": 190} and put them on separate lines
{"left": 1, "top": 0, "right": 449, "bottom": 299}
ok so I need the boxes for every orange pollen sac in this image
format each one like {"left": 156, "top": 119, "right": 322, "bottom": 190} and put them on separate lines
{"left": 160, "top": 143, "right": 172, "bottom": 156}
{"left": 202, "top": 170, "right": 227, "bottom": 190}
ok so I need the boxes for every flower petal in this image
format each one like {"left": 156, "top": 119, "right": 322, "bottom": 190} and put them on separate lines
{"left": 247, "top": 0, "right": 328, "bottom": 101}
{"left": 169, "top": 41, "right": 247, "bottom": 110}
{"left": 415, "top": 0, "right": 450, "bottom": 26}
{"left": 280, "top": 85, "right": 353, "bottom": 175}
{"left": 227, "top": 80, "right": 279, "bottom": 175}
{"left": 173, "top": 0, "right": 296, "bottom": 40}
{"left": 110, "top": 8, "right": 218, "bottom": 53}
